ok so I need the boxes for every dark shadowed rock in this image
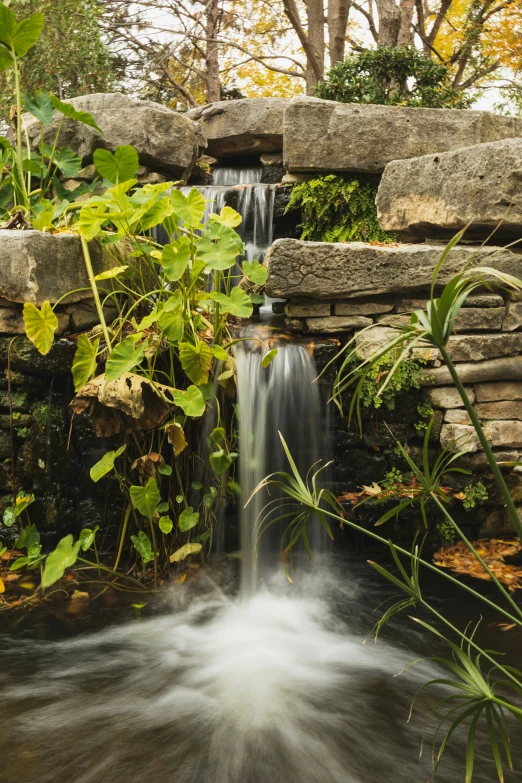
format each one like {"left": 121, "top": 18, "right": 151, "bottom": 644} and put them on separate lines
{"left": 284, "top": 97, "right": 522, "bottom": 173}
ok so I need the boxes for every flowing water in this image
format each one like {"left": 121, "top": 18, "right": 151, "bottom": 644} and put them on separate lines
{"left": 1, "top": 343, "right": 518, "bottom": 782}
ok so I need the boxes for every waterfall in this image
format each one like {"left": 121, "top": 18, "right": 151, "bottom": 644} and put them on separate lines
{"left": 180, "top": 165, "right": 276, "bottom": 266}
{"left": 236, "top": 339, "right": 324, "bottom": 596}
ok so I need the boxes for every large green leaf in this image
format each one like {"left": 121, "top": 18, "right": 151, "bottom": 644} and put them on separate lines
{"left": 158, "top": 309, "right": 184, "bottom": 343}
{"left": 242, "top": 259, "right": 268, "bottom": 286}
{"left": 41, "top": 535, "right": 81, "bottom": 588}
{"left": 139, "top": 194, "right": 174, "bottom": 231}
{"left": 90, "top": 444, "right": 127, "bottom": 483}
{"left": 209, "top": 287, "right": 253, "bottom": 318}
{"left": 160, "top": 237, "right": 192, "bottom": 281}
{"left": 0, "top": 7, "right": 43, "bottom": 57}
{"left": 23, "top": 301, "right": 57, "bottom": 355}
{"left": 131, "top": 530, "right": 153, "bottom": 564}
{"left": 179, "top": 341, "right": 212, "bottom": 385}
{"left": 130, "top": 477, "right": 161, "bottom": 520}
{"left": 23, "top": 91, "right": 54, "bottom": 125}
{"left": 209, "top": 205, "right": 242, "bottom": 228}
{"left": 72, "top": 334, "right": 99, "bottom": 391}
{"left": 198, "top": 229, "right": 240, "bottom": 271}
{"left": 52, "top": 146, "right": 82, "bottom": 178}
{"left": 172, "top": 385, "right": 206, "bottom": 417}
{"left": 209, "top": 449, "right": 237, "bottom": 475}
{"left": 170, "top": 188, "right": 205, "bottom": 227}
{"left": 93, "top": 145, "right": 139, "bottom": 184}
{"left": 178, "top": 506, "right": 199, "bottom": 532}
{"left": 169, "top": 542, "right": 202, "bottom": 563}
{"left": 50, "top": 95, "right": 103, "bottom": 134}
{"left": 105, "top": 335, "right": 146, "bottom": 381}
{"left": 0, "top": 45, "right": 12, "bottom": 70}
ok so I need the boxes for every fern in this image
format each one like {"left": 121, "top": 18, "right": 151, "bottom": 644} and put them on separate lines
{"left": 285, "top": 174, "right": 396, "bottom": 244}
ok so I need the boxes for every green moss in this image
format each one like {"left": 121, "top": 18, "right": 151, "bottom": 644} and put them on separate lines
{"left": 285, "top": 174, "right": 396, "bottom": 244}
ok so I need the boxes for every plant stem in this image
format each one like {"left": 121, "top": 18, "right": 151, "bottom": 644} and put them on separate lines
{"left": 77, "top": 556, "right": 147, "bottom": 590}
{"left": 11, "top": 48, "right": 24, "bottom": 183}
{"left": 113, "top": 503, "right": 132, "bottom": 573}
{"left": 80, "top": 235, "right": 112, "bottom": 351}
{"left": 440, "top": 346, "right": 522, "bottom": 542}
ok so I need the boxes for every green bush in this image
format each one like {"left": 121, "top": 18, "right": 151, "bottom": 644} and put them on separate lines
{"left": 314, "top": 47, "right": 473, "bottom": 109}
{"left": 285, "top": 174, "right": 395, "bottom": 244}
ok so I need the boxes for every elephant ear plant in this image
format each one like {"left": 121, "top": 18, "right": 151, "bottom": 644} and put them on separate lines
{"left": 0, "top": 1, "right": 103, "bottom": 223}
{"left": 250, "top": 233, "right": 522, "bottom": 782}
{"left": 12, "top": 141, "right": 275, "bottom": 594}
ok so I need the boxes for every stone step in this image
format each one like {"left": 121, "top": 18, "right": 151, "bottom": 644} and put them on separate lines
{"left": 265, "top": 239, "right": 522, "bottom": 300}
{"left": 376, "top": 137, "right": 522, "bottom": 240}
{"left": 283, "top": 97, "right": 522, "bottom": 174}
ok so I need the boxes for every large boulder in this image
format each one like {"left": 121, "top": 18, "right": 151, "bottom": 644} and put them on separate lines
{"left": 264, "top": 239, "right": 522, "bottom": 300}
{"left": 377, "top": 138, "right": 522, "bottom": 240}
{"left": 22, "top": 93, "right": 199, "bottom": 177}
{"left": 283, "top": 97, "right": 522, "bottom": 174}
{"left": 0, "top": 230, "right": 107, "bottom": 306}
{"left": 187, "top": 98, "right": 288, "bottom": 157}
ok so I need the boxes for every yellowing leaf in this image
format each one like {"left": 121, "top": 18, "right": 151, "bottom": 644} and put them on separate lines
{"left": 94, "top": 265, "right": 129, "bottom": 280}
{"left": 166, "top": 422, "right": 188, "bottom": 455}
{"left": 209, "top": 205, "right": 242, "bottom": 228}
{"left": 0, "top": 577, "right": 4, "bottom": 593}
{"left": 179, "top": 341, "right": 212, "bottom": 386}
{"left": 23, "top": 301, "right": 58, "bottom": 355}
{"left": 169, "top": 542, "right": 202, "bottom": 563}
{"left": 72, "top": 334, "right": 99, "bottom": 391}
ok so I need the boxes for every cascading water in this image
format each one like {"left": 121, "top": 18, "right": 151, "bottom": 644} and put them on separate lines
{"left": 0, "top": 337, "right": 511, "bottom": 782}
{"left": 180, "top": 165, "right": 276, "bottom": 266}
{"left": 236, "top": 339, "right": 323, "bottom": 596}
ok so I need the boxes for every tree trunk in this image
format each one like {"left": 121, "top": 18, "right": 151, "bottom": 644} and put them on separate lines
{"left": 375, "top": 0, "right": 401, "bottom": 46}
{"left": 305, "top": 0, "right": 325, "bottom": 93}
{"left": 397, "top": 0, "right": 415, "bottom": 45}
{"left": 328, "top": 0, "right": 351, "bottom": 66}
{"left": 205, "top": 0, "right": 221, "bottom": 103}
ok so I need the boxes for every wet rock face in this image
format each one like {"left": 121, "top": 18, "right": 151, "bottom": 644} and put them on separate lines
{"left": 377, "top": 138, "right": 522, "bottom": 240}
{"left": 22, "top": 93, "right": 200, "bottom": 178}
{"left": 188, "top": 98, "right": 288, "bottom": 157}
{"left": 283, "top": 97, "right": 522, "bottom": 174}
{"left": 0, "top": 231, "right": 105, "bottom": 306}
{"left": 0, "top": 337, "right": 77, "bottom": 376}
{"left": 264, "top": 239, "right": 522, "bottom": 300}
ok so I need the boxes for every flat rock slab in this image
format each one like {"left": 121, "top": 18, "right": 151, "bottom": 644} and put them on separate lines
{"left": 377, "top": 138, "right": 522, "bottom": 240}
{"left": 264, "top": 239, "right": 522, "bottom": 300}
{"left": 421, "top": 357, "right": 522, "bottom": 386}
{"left": 22, "top": 93, "right": 198, "bottom": 177}
{"left": 474, "top": 381, "right": 522, "bottom": 402}
{"left": 0, "top": 230, "right": 106, "bottom": 306}
{"left": 441, "top": 420, "right": 522, "bottom": 452}
{"left": 283, "top": 97, "right": 522, "bottom": 174}
{"left": 188, "top": 98, "right": 288, "bottom": 157}
{"left": 446, "top": 333, "right": 522, "bottom": 362}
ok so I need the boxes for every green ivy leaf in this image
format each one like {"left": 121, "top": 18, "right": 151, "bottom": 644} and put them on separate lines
{"left": 178, "top": 506, "right": 199, "bottom": 532}
{"left": 160, "top": 237, "right": 192, "bottom": 281}
{"left": 172, "top": 385, "right": 206, "bottom": 418}
{"left": 169, "top": 542, "right": 202, "bottom": 563}
{"left": 93, "top": 145, "right": 139, "bottom": 184}
{"left": 105, "top": 335, "right": 146, "bottom": 382}
{"left": 50, "top": 95, "right": 103, "bottom": 133}
{"left": 23, "top": 301, "right": 57, "bottom": 355}
{"left": 209, "top": 450, "right": 237, "bottom": 476}
{"left": 0, "top": 7, "right": 44, "bottom": 58}
{"left": 158, "top": 516, "right": 173, "bottom": 534}
{"left": 72, "top": 334, "right": 99, "bottom": 391}
{"left": 209, "top": 287, "right": 253, "bottom": 318}
{"left": 90, "top": 444, "right": 127, "bottom": 483}
{"left": 22, "top": 91, "right": 54, "bottom": 125}
{"left": 179, "top": 341, "right": 212, "bottom": 385}
{"left": 130, "top": 477, "right": 161, "bottom": 520}
{"left": 41, "top": 535, "right": 81, "bottom": 588}
{"left": 170, "top": 188, "right": 205, "bottom": 227}
{"left": 131, "top": 530, "right": 153, "bottom": 563}
{"left": 242, "top": 259, "right": 268, "bottom": 285}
